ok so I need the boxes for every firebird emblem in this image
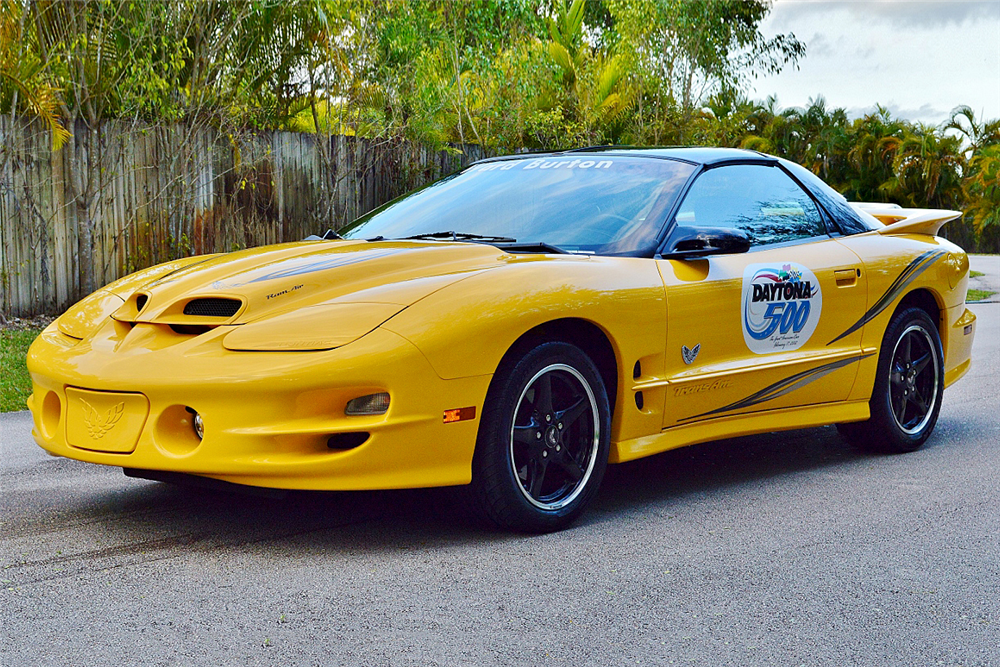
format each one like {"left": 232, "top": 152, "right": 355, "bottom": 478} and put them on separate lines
{"left": 82, "top": 400, "right": 125, "bottom": 440}
{"left": 681, "top": 344, "right": 701, "bottom": 365}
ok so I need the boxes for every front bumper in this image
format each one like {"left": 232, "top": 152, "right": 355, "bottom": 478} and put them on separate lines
{"left": 27, "top": 321, "right": 491, "bottom": 490}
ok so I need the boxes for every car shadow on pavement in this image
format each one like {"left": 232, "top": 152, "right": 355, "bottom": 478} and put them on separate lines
{"left": 592, "top": 424, "right": 870, "bottom": 516}
{"left": 77, "top": 423, "right": 879, "bottom": 553}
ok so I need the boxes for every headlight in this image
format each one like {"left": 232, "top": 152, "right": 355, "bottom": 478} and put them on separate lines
{"left": 222, "top": 303, "right": 404, "bottom": 351}
{"left": 56, "top": 290, "right": 124, "bottom": 340}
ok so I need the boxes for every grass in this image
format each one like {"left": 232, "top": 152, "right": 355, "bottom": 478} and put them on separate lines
{"left": 970, "top": 270, "right": 985, "bottom": 278}
{"left": 1, "top": 327, "right": 41, "bottom": 412}
{"left": 968, "top": 288, "right": 996, "bottom": 302}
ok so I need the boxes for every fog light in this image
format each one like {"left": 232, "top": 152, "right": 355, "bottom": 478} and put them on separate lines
{"left": 192, "top": 411, "right": 205, "bottom": 439}
{"left": 345, "top": 392, "right": 390, "bottom": 416}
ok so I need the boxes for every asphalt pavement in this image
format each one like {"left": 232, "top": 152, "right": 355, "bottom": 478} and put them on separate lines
{"left": 969, "top": 254, "right": 1000, "bottom": 302}
{"left": 2, "top": 273, "right": 999, "bottom": 666}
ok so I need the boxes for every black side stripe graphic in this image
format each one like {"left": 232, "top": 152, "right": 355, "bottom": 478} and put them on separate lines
{"left": 678, "top": 353, "right": 874, "bottom": 423}
{"left": 827, "top": 249, "right": 947, "bottom": 345}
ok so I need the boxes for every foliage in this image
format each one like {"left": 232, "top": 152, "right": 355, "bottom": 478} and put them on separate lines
{"left": 704, "top": 93, "right": 999, "bottom": 239}
{"left": 608, "top": 0, "right": 804, "bottom": 143}
{"left": 1, "top": 0, "right": 997, "bottom": 244}
{"left": 0, "top": 1, "right": 69, "bottom": 147}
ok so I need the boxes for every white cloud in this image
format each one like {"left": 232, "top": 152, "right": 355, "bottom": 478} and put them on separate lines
{"left": 845, "top": 102, "right": 950, "bottom": 124}
{"left": 770, "top": 0, "right": 999, "bottom": 29}
{"left": 753, "top": 0, "right": 1000, "bottom": 124}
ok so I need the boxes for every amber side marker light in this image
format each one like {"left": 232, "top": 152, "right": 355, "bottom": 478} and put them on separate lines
{"left": 443, "top": 406, "right": 476, "bottom": 423}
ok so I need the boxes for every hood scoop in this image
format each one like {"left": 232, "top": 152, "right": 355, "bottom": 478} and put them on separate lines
{"left": 183, "top": 298, "right": 242, "bottom": 318}
{"left": 113, "top": 292, "right": 246, "bottom": 338}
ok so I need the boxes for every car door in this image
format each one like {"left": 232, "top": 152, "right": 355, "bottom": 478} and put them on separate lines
{"left": 656, "top": 162, "right": 868, "bottom": 428}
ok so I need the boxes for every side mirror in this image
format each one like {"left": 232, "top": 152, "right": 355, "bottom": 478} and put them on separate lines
{"left": 662, "top": 225, "right": 751, "bottom": 259}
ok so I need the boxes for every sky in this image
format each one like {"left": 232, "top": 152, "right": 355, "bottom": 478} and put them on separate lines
{"left": 750, "top": 0, "right": 1000, "bottom": 125}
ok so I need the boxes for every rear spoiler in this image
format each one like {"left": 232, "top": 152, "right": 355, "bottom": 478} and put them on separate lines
{"left": 851, "top": 202, "right": 961, "bottom": 237}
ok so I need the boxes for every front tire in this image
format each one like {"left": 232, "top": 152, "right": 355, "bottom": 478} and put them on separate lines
{"left": 469, "top": 342, "right": 611, "bottom": 533}
{"left": 838, "top": 307, "right": 944, "bottom": 454}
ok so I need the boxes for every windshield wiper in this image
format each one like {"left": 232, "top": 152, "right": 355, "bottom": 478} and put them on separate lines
{"left": 399, "top": 231, "right": 518, "bottom": 243}
{"left": 303, "top": 228, "right": 344, "bottom": 241}
{"left": 493, "top": 242, "right": 571, "bottom": 255}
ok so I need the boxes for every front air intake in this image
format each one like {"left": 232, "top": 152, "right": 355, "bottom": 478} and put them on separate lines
{"left": 183, "top": 298, "right": 241, "bottom": 318}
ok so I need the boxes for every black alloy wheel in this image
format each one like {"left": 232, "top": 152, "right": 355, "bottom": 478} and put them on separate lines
{"left": 511, "top": 363, "right": 600, "bottom": 510}
{"left": 887, "top": 323, "right": 940, "bottom": 435}
{"left": 837, "top": 307, "right": 944, "bottom": 454}
{"left": 470, "top": 342, "right": 611, "bottom": 532}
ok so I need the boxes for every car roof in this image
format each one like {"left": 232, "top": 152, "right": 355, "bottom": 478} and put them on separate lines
{"left": 476, "top": 146, "right": 771, "bottom": 167}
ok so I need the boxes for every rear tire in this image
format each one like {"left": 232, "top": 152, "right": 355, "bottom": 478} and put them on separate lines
{"left": 837, "top": 307, "right": 944, "bottom": 454}
{"left": 469, "top": 342, "right": 611, "bottom": 533}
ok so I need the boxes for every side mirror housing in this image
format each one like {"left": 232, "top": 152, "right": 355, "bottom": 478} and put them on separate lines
{"left": 662, "top": 226, "right": 751, "bottom": 259}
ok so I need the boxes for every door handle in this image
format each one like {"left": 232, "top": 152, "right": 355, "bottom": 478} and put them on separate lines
{"left": 835, "top": 268, "right": 859, "bottom": 287}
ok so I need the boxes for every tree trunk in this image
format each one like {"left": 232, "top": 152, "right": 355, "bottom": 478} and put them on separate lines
{"left": 67, "top": 121, "right": 96, "bottom": 297}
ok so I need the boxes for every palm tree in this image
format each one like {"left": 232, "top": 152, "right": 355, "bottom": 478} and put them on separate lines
{"left": 945, "top": 105, "right": 1000, "bottom": 160}
{"left": 844, "top": 108, "right": 908, "bottom": 202}
{"left": 882, "top": 125, "right": 965, "bottom": 209}
{"left": 0, "top": 0, "right": 70, "bottom": 149}
{"left": 962, "top": 145, "right": 999, "bottom": 232}
{"left": 544, "top": 0, "right": 637, "bottom": 144}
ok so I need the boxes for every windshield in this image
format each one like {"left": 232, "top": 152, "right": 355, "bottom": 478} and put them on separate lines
{"left": 340, "top": 156, "right": 696, "bottom": 255}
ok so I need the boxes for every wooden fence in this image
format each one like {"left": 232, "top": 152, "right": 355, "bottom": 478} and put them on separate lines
{"left": 3, "top": 117, "right": 994, "bottom": 318}
{"left": 1, "top": 117, "right": 485, "bottom": 317}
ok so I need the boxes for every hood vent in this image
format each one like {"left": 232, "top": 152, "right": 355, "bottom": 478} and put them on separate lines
{"left": 183, "top": 298, "right": 242, "bottom": 318}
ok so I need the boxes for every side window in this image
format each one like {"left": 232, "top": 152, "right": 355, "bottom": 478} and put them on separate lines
{"left": 674, "top": 164, "right": 826, "bottom": 246}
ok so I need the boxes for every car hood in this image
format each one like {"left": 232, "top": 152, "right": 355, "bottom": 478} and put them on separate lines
{"left": 116, "top": 240, "right": 506, "bottom": 326}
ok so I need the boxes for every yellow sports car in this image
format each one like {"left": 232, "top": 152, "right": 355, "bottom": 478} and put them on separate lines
{"left": 27, "top": 148, "right": 976, "bottom": 532}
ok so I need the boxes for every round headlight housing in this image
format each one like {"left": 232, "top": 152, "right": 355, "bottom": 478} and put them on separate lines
{"left": 56, "top": 290, "right": 124, "bottom": 340}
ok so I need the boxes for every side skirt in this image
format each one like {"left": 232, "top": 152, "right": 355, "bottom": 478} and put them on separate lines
{"left": 610, "top": 400, "right": 871, "bottom": 463}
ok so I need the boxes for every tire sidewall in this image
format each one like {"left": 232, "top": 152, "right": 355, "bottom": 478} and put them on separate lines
{"left": 870, "top": 307, "right": 944, "bottom": 453}
{"left": 473, "top": 341, "right": 612, "bottom": 532}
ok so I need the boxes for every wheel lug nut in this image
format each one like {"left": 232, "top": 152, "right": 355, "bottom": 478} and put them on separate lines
{"left": 542, "top": 451, "right": 548, "bottom": 457}
{"left": 556, "top": 445, "right": 561, "bottom": 452}
{"left": 536, "top": 432, "right": 541, "bottom": 440}
{"left": 545, "top": 415, "right": 551, "bottom": 423}
{"left": 557, "top": 422, "right": 563, "bottom": 430}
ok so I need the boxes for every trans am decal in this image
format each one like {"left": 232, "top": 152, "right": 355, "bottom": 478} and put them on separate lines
{"left": 678, "top": 353, "right": 873, "bottom": 422}
{"left": 827, "top": 249, "right": 947, "bottom": 345}
{"left": 742, "top": 262, "right": 822, "bottom": 354}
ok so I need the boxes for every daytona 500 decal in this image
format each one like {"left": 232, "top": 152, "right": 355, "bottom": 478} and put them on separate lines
{"left": 742, "top": 262, "right": 822, "bottom": 354}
